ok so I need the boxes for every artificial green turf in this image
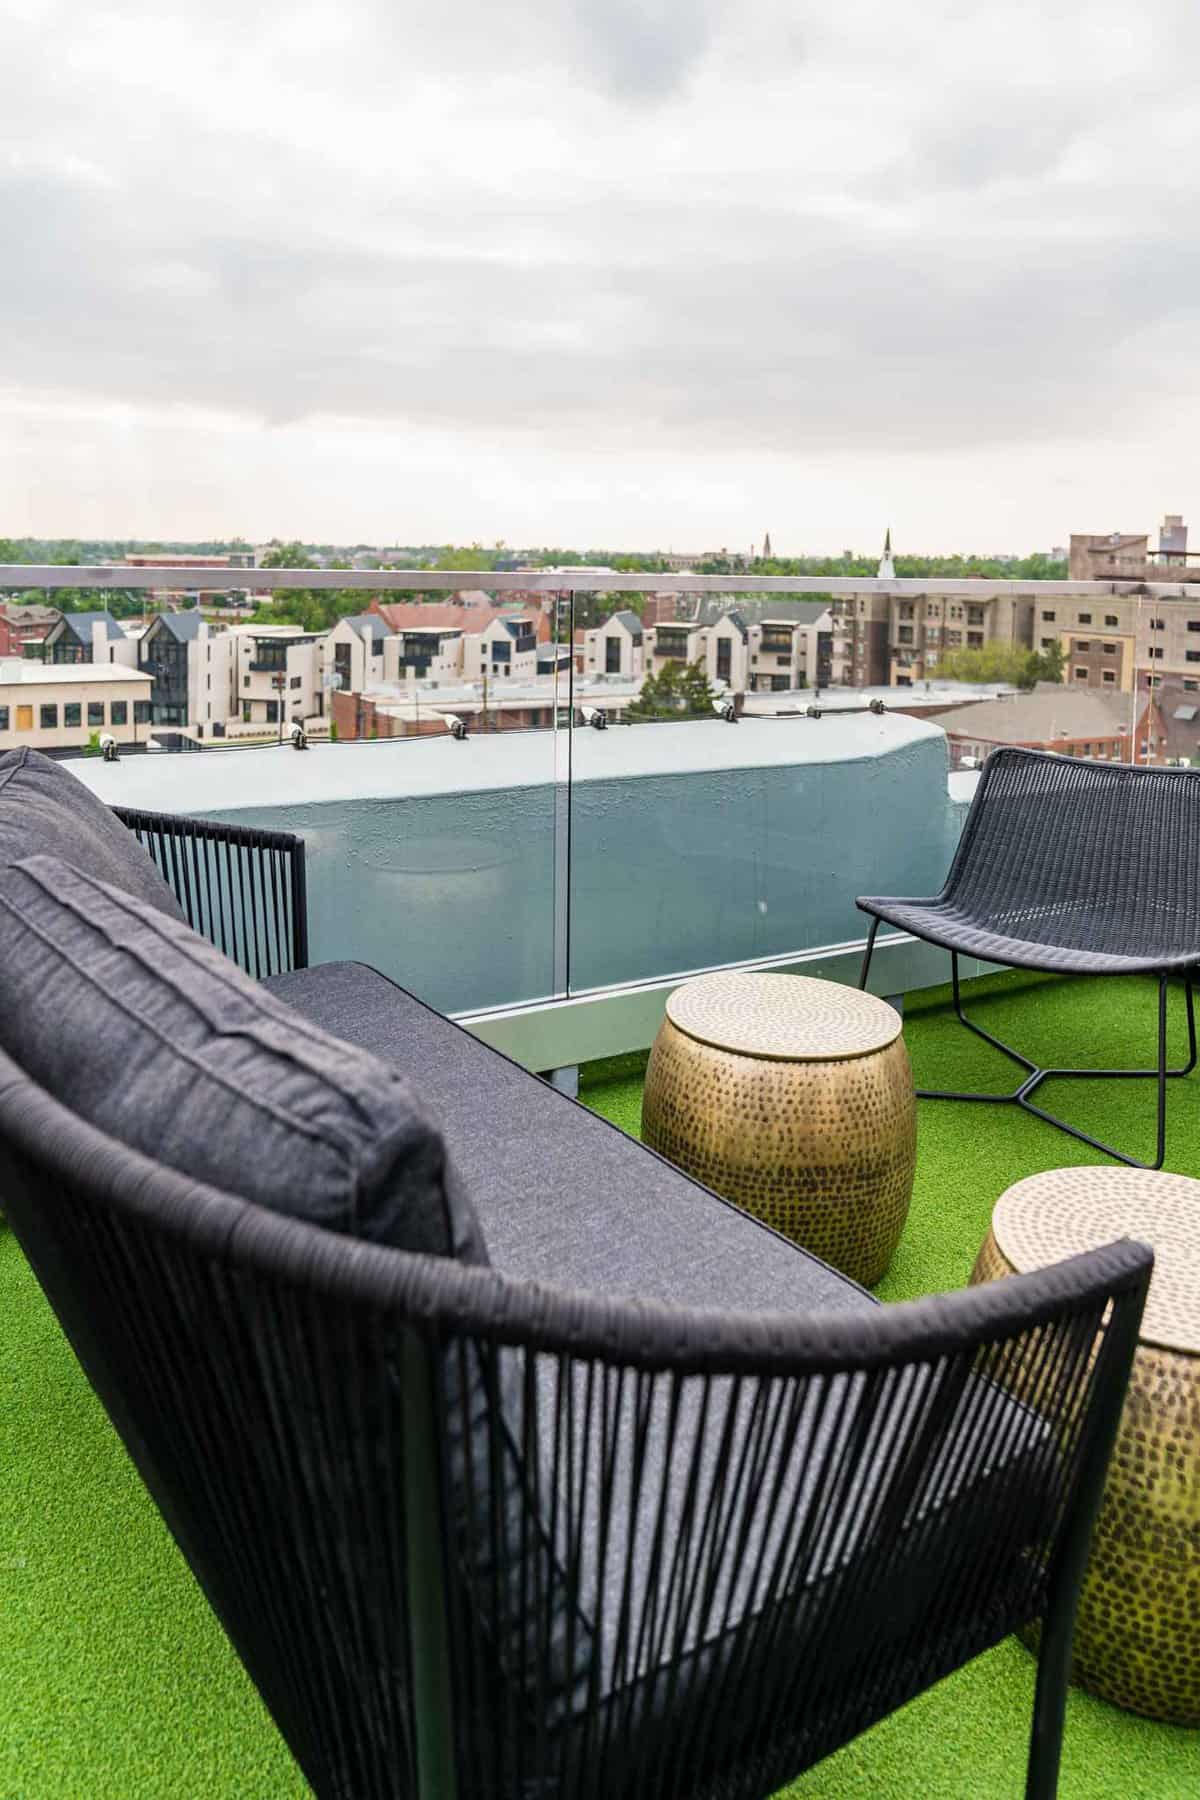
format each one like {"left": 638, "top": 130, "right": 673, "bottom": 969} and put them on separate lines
{"left": 1, "top": 970, "right": 1196, "bottom": 1796}
{"left": 581, "top": 971, "right": 1200, "bottom": 1799}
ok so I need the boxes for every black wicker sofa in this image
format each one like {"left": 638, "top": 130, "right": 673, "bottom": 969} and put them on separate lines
{"left": 0, "top": 751, "right": 1151, "bottom": 1800}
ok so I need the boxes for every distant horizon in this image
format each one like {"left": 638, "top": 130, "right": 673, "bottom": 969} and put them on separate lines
{"left": 1, "top": 533, "right": 1070, "bottom": 564}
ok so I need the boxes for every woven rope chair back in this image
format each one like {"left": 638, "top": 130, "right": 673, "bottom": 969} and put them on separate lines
{"left": 0, "top": 1050, "right": 1151, "bottom": 1800}
{"left": 947, "top": 748, "right": 1200, "bottom": 957}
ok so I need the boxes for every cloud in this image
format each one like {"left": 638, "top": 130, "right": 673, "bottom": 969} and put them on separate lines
{"left": 3, "top": 0, "right": 1200, "bottom": 543}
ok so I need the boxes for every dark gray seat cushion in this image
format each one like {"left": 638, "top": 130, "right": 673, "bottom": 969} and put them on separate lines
{"left": 0, "top": 857, "right": 485, "bottom": 1262}
{"left": 263, "top": 960, "right": 872, "bottom": 1318}
{"left": 0, "top": 748, "right": 187, "bottom": 923}
{"left": 267, "top": 961, "right": 1049, "bottom": 1750}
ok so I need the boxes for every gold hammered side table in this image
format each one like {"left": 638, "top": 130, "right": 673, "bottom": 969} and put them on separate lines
{"left": 972, "top": 1166, "right": 1200, "bottom": 1725}
{"left": 642, "top": 972, "right": 915, "bottom": 1287}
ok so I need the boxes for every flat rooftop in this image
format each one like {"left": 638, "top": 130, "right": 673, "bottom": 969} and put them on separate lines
{"left": 67, "top": 710, "right": 946, "bottom": 812}
{"left": 0, "top": 662, "right": 151, "bottom": 686}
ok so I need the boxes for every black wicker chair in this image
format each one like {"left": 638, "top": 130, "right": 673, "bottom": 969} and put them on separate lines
{"left": 0, "top": 1046, "right": 1149, "bottom": 1800}
{"left": 858, "top": 747, "right": 1200, "bottom": 1169}
{"left": 114, "top": 806, "right": 308, "bottom": 977}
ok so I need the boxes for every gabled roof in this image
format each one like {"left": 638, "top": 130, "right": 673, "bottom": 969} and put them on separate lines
{"left": 345, "top": 613, "right": 388, "bottom": 645}
{"left": 608, "top": 609, "right": 644, "bottom": 641}
{"left": 933, "top": 684, "right": 1139, "bottom": 741}
{"left": 717, "top": 609, "right": 748, "bottom": 640}
{"left": 150, "top": 610, "right": 203, "bottom": 642}
{"left": 372, "top": 601, "right": 551, "bottom": 643}
{"left": 54, "top": 610, "right": 126, "bottom": 644}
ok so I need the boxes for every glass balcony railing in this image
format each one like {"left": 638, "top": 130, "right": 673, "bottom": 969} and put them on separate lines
{"left": 0, "top": 561, "right": 1183, "bottom": 1059}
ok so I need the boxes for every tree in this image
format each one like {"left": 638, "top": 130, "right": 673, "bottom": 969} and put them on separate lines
{"left": 1031, "top": 638, "right": 1065, "bottom": 685}
{"left": 938, "top": 644, "right": 1039, "bottom": 689}
{"left": 627, "top": 658, "right": 719, "bottom": 721}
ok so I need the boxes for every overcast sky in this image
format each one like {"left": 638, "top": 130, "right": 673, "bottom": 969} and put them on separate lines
{"left": 3, "top": 0, "right": 1198, "bottom": 552}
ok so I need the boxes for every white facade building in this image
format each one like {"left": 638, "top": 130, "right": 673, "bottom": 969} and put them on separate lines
{"left": 462, "top": 615, "right": 540, "bottom": 683}
{"left": 0, "top": 660, "right": 153, "bottom": 751}
{"left": 229, "top": 626, "right": 327, "bottom": 734}
{"left": 583, "top": 610, "right": 644, "bottom": 679}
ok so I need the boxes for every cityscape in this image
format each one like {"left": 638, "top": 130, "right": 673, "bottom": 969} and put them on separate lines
{"left": 1, "top": 515, "right": 1197, "bottom": 770}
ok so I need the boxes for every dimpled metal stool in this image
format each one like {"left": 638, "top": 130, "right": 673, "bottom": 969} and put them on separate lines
{"left": 643, "top": 972, "right": 915, "bottom": 1287}
{"left": 973, "top": 1167, "right": 1200, "bottom": 1725}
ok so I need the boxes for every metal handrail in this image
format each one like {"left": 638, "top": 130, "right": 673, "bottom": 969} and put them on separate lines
{"left": 6, "top": 564, "right": 1200, "bottom": 599}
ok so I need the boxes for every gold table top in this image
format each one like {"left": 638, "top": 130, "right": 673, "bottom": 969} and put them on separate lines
{"left": 664, "top": 972, "right": 902, "bottom": 1064}
{"left": 993, "top": 1166, "right": 1200, "bottom": 1356}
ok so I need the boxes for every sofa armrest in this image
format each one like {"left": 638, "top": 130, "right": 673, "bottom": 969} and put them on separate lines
{"left": 113, "top": 807, "right": 308, "bottom": 978}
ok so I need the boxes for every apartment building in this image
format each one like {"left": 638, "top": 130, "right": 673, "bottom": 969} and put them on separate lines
{"left": 462, "top": 614, "right": 540, "bottom": 683}
{"left": 830, "top": 591, "right": 891, "bottom": 686}
{"left": 0, "top": 602, "right": 59, "bottom": 658}
{"left": 138, "top": 611, "right": 237, "bottom": 735}
{"left": 896, "top": 591, "right": 1037, "bottom": 685}
{"left": 644, "top": 620, "right": 708, "bottom": 674}
{"left": 701, "top": 601, "right": 832, "bottom": 693}
{"left": 583, "top": 611, "right": 644, "bottom": 679}
{"left": 1037, "top": 590, "right": 1200, "bottom": 694}
{"left": 1069, "top": 516, "right": 1200, "bottom": 581}
{"left": 230, "top": 626, "right": 326, "bottom": 732}
{"left": 645, "top": 602, "right": 832, "bottom": 692}
{"left": 383, "top": 628, "right": 465, "bottom": 684}
{"left": 324, "top": 614, "right": 388, "bottom": 696}
{"left": 42, "top": 611, "right": 137, "bottom": 667}
{"left": 0, "top": 660, "right": 152, "bottom": 751}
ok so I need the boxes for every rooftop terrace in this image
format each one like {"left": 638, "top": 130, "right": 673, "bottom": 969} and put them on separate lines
{"left": 3, "top": 969, "right": 1194, "bottom": 1797}
{"left": 3, "top": 567, "right": 1197, "bottom": 1796}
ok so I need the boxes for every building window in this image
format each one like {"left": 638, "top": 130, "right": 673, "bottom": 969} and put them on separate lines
{"left": 290, "top": 674, "right": 302, "bottom": 689}
{"left": 63, "top": 702, "right": 81, "bottom": 728}
{"left": 1105, "top": 615, "right": 1119, "bottom": 627}
{"left": 1151, "top": 618, "right": 1165, "bottom": 630}
{"left": 242, "top": 703, "right": 251, "bottom": 723}
{"left": 607, "top": 637, "right": 623, "bottom": 675}
{"left": 1186, "top": 680, "right": 1200, "bottom": 692}
{"left": 1148, "top": 647, "right": 1164, "bottom": 659}
{"left": 1103, "top": 670, "right": 1116, "bottom": 684}
{"left": 1188, "top": 621, "right": 1200, "bottom": 632}
{"left": 134, "top": 701, "right": 151, "bottom": 723}
{"left": 206, "top": 673, "right": 211, "bottom": 690}
{"left": 1148, "top": 674, "right": 1162, "bottom": 688}
{"left": 265, "top": 701, "right": 279, "bottom": 724}
{"left": 243, "top": 675, "right": 250, "bottom": 687}
{"left": 1076, "top": 640, "right": 1090, "bottom": 652}
{"left": 1077, "top": 612, "right": 1092, "bottom": 624}
{"left": 1104, "top": 643, "right": 1116, "bottom": 654}
{"left": 1040, "top": 637, "right": 1056, "bottom": 650}
{"left": 88, "top": 702, "right": 104, "bottom": 726}
{"left": 1189, "top": 651, "right": 1200, "bottom": 664}
{"left": 1042, "top": 610, "right": 1056, "bottom": 622}
{"left": 40, "top": 703, "right": 58, "bottom": 728}
{"left": 0, "top": 707, "right": 8, "bottom": 731}
{"left": 1074, "top": 667, "right": 1088, "bottom": 681}
{"left": 110, "top": 701, "right": 128, "bottom": 724}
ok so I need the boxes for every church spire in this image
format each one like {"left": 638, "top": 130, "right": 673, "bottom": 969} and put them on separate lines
{"left": 762, "top": 531, "right": 772, "bottom": 560}
{"left": 877, "top": 527, "right": 894, "bottom": 580}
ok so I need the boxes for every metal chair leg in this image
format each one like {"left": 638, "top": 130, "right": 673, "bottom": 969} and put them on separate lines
{"left": 918, "top": 963, "right": 1193, "bottom": 1170}
{"left": 858, "top": 918, "right": 879, "bottom": 991}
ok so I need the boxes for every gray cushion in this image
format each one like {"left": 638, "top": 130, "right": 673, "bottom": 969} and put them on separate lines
{"left": 0, "top": 856, "right": 485, "bottom": 1263}
{"left": 265, "top": 961, "right": 1049, "bottom": 1745}
{"left": 0, "top": 748, "right": 187, "bottom": 923}
{"left": 263, "top": 960, "right": 872, "bottom": 1317}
